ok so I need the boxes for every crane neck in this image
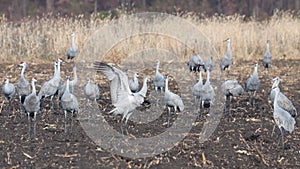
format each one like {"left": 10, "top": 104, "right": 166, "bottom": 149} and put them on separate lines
{"left": 31, "top": 80, "right": 36, "bottom": 94}
{"left": 66, "top": 78, "right": 70, "bottom": 93}
{"left": 21, "top": 64, "right": 26, "bottom": 77}
{"left": 199, "top": 71, "right": 203, "bottom": 84}
{"left": 273, "top": 87, "right": 280, "bottom": 108}
{"left": 165, "top": 76, "right": 169, "bottom": 91}
{"left": 253, "top": 65, "right": 258, "bottom": 76}
{"left": 226, "top": 41, "right": 231, "bottom": 53}
{"left": 139, "top": 78, "right": 148, "bottom": 97}
{"left": 272, "top": 79, "right": 280, "bottom": 89}
{"left": 56, "top": 61, "right": 61, "bottom": 77}
{"left": 156, "top": 63, "right": 160, "bottom": 73}
{"left": 266, "top": 43, "right": 270, "bottom": 52}
{"left": 72, "top": 35, "right": 76, "bottom": 48}
{"left": 206, "top": 70, "right": 210, "bottom": 84}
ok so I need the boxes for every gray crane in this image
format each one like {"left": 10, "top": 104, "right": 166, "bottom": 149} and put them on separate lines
{"left": 245, "top": 61, "right": 260, "bottom": 97}
{"left": 23, "top": 77, "right": 40, "bottom": 120}
{"left": 16, "top": 61, "right": 30, "bottom": 107}
{"left": 60, "top": 74, "right": 79, "bottom": 118}
{"left": 270, "top": 76, "right": 297, "bottom": 117}
{"left": 262, "top": 40, "right": 272, "bottom": 69}
{"left": 67, "top": 32, "right": 78, "bottom": 60}
{"left": 164, "top": 75, "right": 184, "bottom": 127}
{"left": 272, "top": 86, "right": 296, "bottom": 148}
{"left": 221, "top": 79, "right": 244, "bottom": 102}
{"left": 192, "top": 66, "right": 203, "bottom": 106}
{"left": 201, "top": 67, "right": 215, "bottom": 108}
{"left": 2, "top": 78, "right": 15, "bottom": 112}
{"left": 58, "top": 66, "right": 77, "bottom": 99}
{"left": 220, "top": 38, "right": 233, "bottom": 72}
{"left": 203, "top": 55, "right": 215, "bottom": 72}
{"left": 38, "top": 58, "right": 63, "bottom": 109}
{"left": 129, "top": 72, "right": 139, "bottom": 93}
{"left": 188, "top": 54, "right": 204, "bottom": 72}
{"left": 84, "top": 78, "right": 100, "bottom": 103}
{"left": 153, "top": 60, "right": 165, "bottom": 95}
{"left": 93, "top": 62, "right": 150, "bottom": 125}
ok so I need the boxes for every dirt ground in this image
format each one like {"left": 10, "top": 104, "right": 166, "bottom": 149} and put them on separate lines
{"left": 0, "top": 59, "right": 299, "bottom": 168}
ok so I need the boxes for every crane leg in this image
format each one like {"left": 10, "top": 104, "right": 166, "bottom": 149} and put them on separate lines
{"left": 279, "top": 128, "right": 285, "bottom": 149}
{"left": 34, "top": 112, "right": 37, "bottom": 121}
{"left": 167, "top": 107, "right": 171, "bottom": 127}
{"left": 271, "top": 124, "right": 276, "bottom": 137}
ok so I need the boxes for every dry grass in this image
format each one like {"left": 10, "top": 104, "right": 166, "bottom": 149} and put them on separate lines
{"left": 0, "top": 11, "right": 299, "bottom": 64}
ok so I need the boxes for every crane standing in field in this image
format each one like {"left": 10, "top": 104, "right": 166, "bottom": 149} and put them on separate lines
{"left": 23, "top": 77, "right": 40, "bottom": 120}
{"left": 221, "top": 79, "right": 244, "bottom": 102}
{"left": 129, "top": 72, "right": 139, "bottom": 93}
{"left": 203, "top": 55, "right": 215, "bottom": 72}
{"left": 94, "top": 62, "right": 151, "bottom": 126}
{"left": 192, "top": 65, "right": 203, "bottom": 107}
{"left": 188, "top": 54, "right": 204, "bottom": 72}
{"left": 38, "top": 58, "right": 63, "bottom": 109}
{"left": 164, "top": 75, "right": 184, "bottom": 127}
{"left": 58, "top": 66, "right": 78, "bottom": 99}
{"left": 262, "top": 40, "right": 272, "bottom": 70}
{"left": 245, "top": 61, "right": 260, "bottom": 99}
{"left": 270, "top": 76, "right": 297, "bottom": 118}
{"left": 153, "top": 60, "right": 165, "bottom": 95}
{"left": 60, "top": 74, "right": 79, "bottom": 118}
{"left": 67, "top": 32, "right": 78, "bottom": 60}
{"left": 2, "top": 78, "right": 15, "bottom": 112}
{"left": 221, "top": 79, "right": 244, "bottom": 112}
{"left": 16, "top": 61, "right": 31, "bottom": 112}
{"left": 84, "top": 78, "right": 100, "bottom": 104}
{"left": 201, "top": 66, "right": 215, "bottom": 108}
{"left": 272, "top": 86, "right": 296, "bottom": 148}
{"left": 220, "top": 38, "right": 233, "bottom": 73}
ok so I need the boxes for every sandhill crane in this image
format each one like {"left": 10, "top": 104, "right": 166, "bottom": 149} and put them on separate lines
{"left": 60, "top": 75, "right": 79, "bottom": 118}
{"left": 262, "top": 40, "right": 272, "bottom": 69}
{"left": 84, "top": 78, "right": 100, "bottom": 103}
{"left": 23, "top": 77, "right": 40, "bottom": 120}
{"left": 220, "top": 38, "right": 233, "bottom": 72}
{"left": 221, "top": 79, "right": 244, "bottom": 102}
{"left": 129, "top": 72, "right": 139, "bottom": 93}
{"left": 153, "top": 60, "right": 165, "bottom": 95}
{"left": 245, "top": 61, "right": 260, "bottom": 98}
{"left": 38, "top": 58, "right": 63, "bottom": 109}
{"left": 192, "top": 66, "right": 203, "bottom": 106}
{"left": 188, "top": 54, "right": 204, "bottom": 72}
{"left": 93, "top": 62, "right": 150, "bottom": 125}
{"left": 272, "top": 86, "right": 296, "bottom": 148}
{"left": 164, "top": 75, "right": 184, "bottom": 127}
{"left": 16, "top": 61, "right": 31, "bottom": 112}
{"left": 201, "top": 67, "right": 215, "bottom": 108}
{"left": 58, "top": 66, "right": 77, "bottom": 99}
{"left": 67, "top": 32, "right": 78, "bottom": 60}
{"left": 2, "top": 78, "right": 15, "bottom": 112}
{"left": 270, "top": 76, "right": 297, "bottom": 117}
{"left": 203, "top": 55, "right": 215, "bottom": 72}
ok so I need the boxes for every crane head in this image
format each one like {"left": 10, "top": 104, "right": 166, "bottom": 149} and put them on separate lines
{"left": 57, "top": 58, "right": 64, "bottom": 62}
{"left": 18, "top": 61, "right": 26, "bottom": 67}
{"left": 224, "top": 38, "right": 230, "bottom": 42}
{"left": 135, "top": 72, "right": 139, "bottom": 78}
{"left": 32, "top": 77, "right": 38, "bottom": 82}
{"left": 3, "top": 78, "right": 8, "bottom": 83}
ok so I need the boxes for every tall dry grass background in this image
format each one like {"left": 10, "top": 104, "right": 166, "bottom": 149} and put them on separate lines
{"left": 0, "top": 11, "right": 299, "bottom": 63}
